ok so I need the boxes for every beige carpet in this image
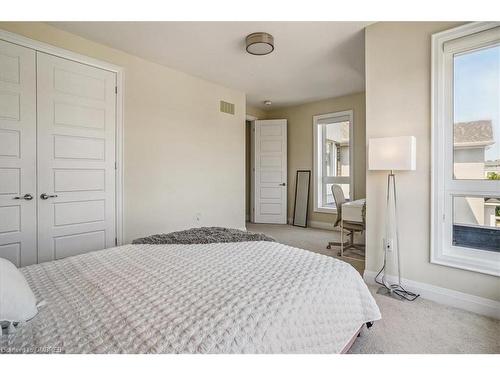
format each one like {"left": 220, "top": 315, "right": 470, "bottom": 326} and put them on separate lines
{"left": 246, "top": 223, "right": 500, "bottom": 354}
{"left": 350, "top": 285, "right": 500, "bottom": 353}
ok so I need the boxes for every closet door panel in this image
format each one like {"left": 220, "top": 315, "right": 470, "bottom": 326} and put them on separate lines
{"left": 36, "top": 52, "right": 116, "bottom": 262}
{"left": 0, "top": 39, "right": 37, "bottom": 267}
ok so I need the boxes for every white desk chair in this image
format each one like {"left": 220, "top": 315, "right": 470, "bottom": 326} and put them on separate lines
{"left": 327, "top": 184, "right": 365, "bottom": 258}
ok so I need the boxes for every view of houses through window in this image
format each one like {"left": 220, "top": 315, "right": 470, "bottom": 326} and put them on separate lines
{"left": 313, "top": 110, "right": 353, "bottom": 212}
{"left": 452, "top": 43, "right": 499, "bottom": 252}
{"left": 323, "top": 121, "right": 350, "bottom": 206}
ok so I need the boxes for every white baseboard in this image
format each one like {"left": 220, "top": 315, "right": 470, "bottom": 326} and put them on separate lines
{"left": 286, "top": 217, "right": 337, "bottom": 231}
{"left": 308, "top": 220, "right": 335, "bottom": 230}
{"left": 363, "top": 270, "right": 500, "bottom": 320}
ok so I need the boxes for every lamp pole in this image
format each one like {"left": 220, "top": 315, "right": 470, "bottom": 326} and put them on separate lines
{"left": 376, "top": 170, "right": 419, "bottom": 301}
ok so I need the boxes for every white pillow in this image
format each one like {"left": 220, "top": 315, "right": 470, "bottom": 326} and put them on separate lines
{"left": 0, "top": 258, "right": 38, "bottom": 329}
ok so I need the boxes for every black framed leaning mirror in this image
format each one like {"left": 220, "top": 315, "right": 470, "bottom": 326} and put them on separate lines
{"left": 293, "top": 170, "right": 311, "bottom": 228}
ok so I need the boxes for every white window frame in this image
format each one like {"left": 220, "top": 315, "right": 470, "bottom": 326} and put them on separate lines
{"left": 431, "top": 22, "right": 500, "bottom": 276}
{"left": 312, "top": 110, "right": 354, "bottom": 213}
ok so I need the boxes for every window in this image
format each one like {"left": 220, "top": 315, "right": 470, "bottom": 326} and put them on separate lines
{"left": 313, "top": 110, "right": 353, "bottom": 213}
{"left": 432, "top": 22, "right": 500, "bottom": 276}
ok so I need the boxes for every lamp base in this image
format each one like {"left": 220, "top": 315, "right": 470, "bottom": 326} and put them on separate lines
{"left": 375, "top": 279, "right": 420, "bottom": 302}
{"left": 376, "top": 286, "right": 406, "bottom": 301}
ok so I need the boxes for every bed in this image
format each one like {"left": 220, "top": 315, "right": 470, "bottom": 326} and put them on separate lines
{"left": 1, "top": 240, "right": 381, "bottom": 353}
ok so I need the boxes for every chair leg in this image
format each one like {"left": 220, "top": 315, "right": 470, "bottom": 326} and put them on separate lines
{"left": 339, "top": 229, "right": 366, "bottom": 260}
{"left": 327, "top": 233, "right": 351, "bottom": 249}
{"left": 340, "top": 221, "right": 344, "bottom": 257}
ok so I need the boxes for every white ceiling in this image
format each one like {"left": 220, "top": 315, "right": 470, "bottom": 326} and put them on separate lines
{"left": 49, "top": 22, "right": 369, "bottom": 110}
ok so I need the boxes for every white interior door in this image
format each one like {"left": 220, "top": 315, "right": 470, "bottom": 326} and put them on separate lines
{"left": 0, "top": 40, "right": 37, "bottom": 267}
{"left": 253, "top": 119, "right": 287, "bottom": 224}
{"left": 36, "top": 52, "right": 117, "bottom": 262}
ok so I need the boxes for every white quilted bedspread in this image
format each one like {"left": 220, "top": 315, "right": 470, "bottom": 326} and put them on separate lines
{"left": 1, "top": 241, "right": 381, "bottom": 353}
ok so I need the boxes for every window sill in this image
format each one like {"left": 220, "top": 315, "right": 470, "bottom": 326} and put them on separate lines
{"left": 313, "top": 207, "right": 337, "bottom": 214}
{"left": 431, "top": 248, "right": 500, "bottom": 277}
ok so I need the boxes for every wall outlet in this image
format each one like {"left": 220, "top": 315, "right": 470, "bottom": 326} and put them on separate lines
{"left": 384, "top": 238, "right": 394, "bottom": 252}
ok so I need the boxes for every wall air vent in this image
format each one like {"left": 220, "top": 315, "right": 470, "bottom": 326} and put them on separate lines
{"left": 220, "top": 101, "right": 235, "bottom": 115}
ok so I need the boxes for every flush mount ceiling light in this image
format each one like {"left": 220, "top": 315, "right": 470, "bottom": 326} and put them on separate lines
{"left": 264, "top": 100, "right": 272, "bottom": 106}
{"left": 246, "top": 32, "right": 274, "bottom": 56}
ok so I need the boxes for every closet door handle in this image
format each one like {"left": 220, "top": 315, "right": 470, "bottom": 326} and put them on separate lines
{"left": 40, "top": 193, "right": 58, "bottom": 200}
{"left": 13, "top": 193, "right": 34, "bottom": 201}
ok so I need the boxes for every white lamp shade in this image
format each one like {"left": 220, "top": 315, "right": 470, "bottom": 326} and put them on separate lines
{"left": 368, "top": 136, "right": 416, "bottom": 171}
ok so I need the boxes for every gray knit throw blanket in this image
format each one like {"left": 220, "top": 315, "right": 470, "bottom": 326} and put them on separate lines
{"left": 132, "top": 227, "right": 275, "bottom": 245}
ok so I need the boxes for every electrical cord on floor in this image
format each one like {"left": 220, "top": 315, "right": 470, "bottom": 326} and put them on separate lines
{"left": 374, "top": 260, "right": 420, "bottom": 302}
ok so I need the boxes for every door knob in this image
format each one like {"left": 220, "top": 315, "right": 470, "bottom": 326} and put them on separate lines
{"left": 13, "top": 193, "right": 33, "bottom": 201}
{"left": 40, "top": 193, "right": 58, "bottom": 200}
{"left": 279, "top": 183, "right": 286, "bottom": 186}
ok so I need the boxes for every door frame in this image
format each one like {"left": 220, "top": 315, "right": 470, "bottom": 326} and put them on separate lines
{"left": 245, "top": 114, "right": 257, "bottom": 222}
{"left": 0, "top": 29, "right": 125, "bottom": 246}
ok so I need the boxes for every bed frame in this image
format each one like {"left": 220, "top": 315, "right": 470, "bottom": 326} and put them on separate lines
{"left": 340, "top": 322, "right": 373, "bottom": 354}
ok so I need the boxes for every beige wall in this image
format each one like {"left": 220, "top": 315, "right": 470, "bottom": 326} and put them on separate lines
{"left": 0, "top": 22, "right": 246, "bottom": 243}
{"left": 246, "top": 104, "right": 267, "bottom": 120}
{"left": 365, "top": 22, "right": 499, "bottom": 301}
{"left": 265, "top": 92, "right": 366, "bottom": 225}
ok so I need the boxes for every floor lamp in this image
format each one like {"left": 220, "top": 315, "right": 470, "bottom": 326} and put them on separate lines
{"left": 368, "top": 136, "right": 420, "bottom": 301}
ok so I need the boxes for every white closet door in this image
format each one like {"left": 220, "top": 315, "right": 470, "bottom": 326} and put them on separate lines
{"left": 36, "top": 52, "right": 117, "bottom": 262}
{"left": 0, "top": 40, "right": 37, "bottom": 267}
{"left": 253, "top": 119, "right": 287, "bottom": 224}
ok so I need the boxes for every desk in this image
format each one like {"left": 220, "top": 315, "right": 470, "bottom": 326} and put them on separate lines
{"left": 342, "top": 198, "right": 365, "bottom": 224}
{"left": 339, "top": 198, "right": 365, "bottom": 258}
